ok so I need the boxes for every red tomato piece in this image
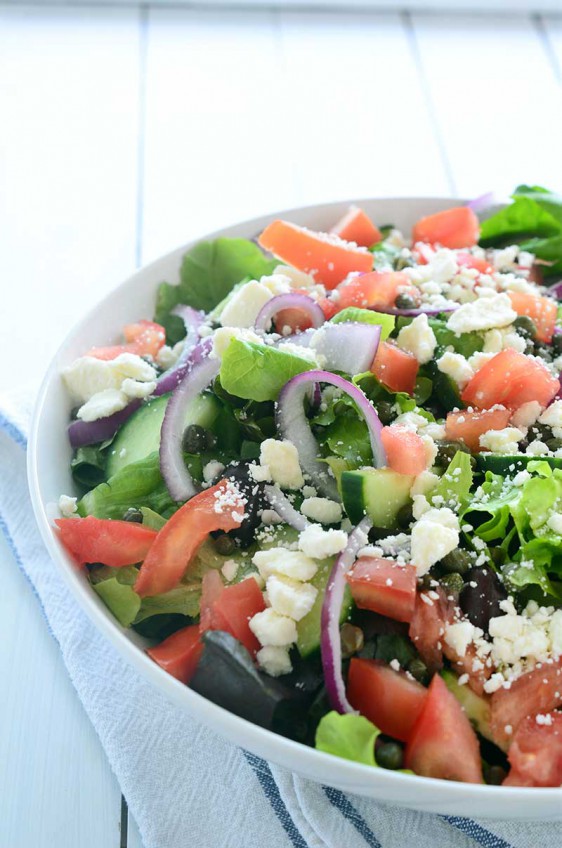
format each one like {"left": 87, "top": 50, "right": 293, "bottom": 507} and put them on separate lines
{"left": 258, "top": 219, "right": 373, "bottom": 289}
{"left": 455, "top": 251, "right": 494, "bottom": 275}
{"left": 147, "top": 623, "right": 203, "bottom": 684}
{"left": 272, "top": 288, "right": 320, "bottom": 334}
{"left": 337, "top": 271, "right": 418, "bottom": 311}
{"left": 87, "top": 319, "right": 166, "bottom": 361}
{"left": 502, "top": 768, "right": 536, "bottom": 787}
{"left": 330, "top": 205, "right": 383, "bottom": 248}
{"left": 405, "top": 674, "right": 483, "bottom": 783}
{"left": 490, "top": 658, "right": 562, "bottom": 750}
{"left": 505, "top": 712, "right": 562, "bottom": 787}
{"left": 412, "top": 207, "right": 480, "bottom": 249}
{"left": 55, "top": 516, "right": 157, "bottom": 567}
{"left": 461, "top": 349, "right": 560, "bottom": 411}
{"left": 371, "top": 341, "right": 419, "bottom": 396}
{"left": 212, "top": 578, "right": 266, "bottom": 656}
{"left": 134, "top": 481, "right": 245, "bottom": 598}
{"left": 347, "top": 658, "right": 428, "bottom": 742}
{"left": 317, "top": 296, "right": 339, "bottom": 321}
{"left": 346, "top": 557, "right": 417, "bottom": 623}
{"left": 380, "top": 425, "right": 427, "bottom": 476}
{"left": 408, "top": 589, "right": 451, "bottom": 673}
{"left": 445, "top": 407, "right": 511, "bottom": 453}
{"left": 199, "top": 570, "right": 229, "bottom": 632}
{"left": 508, "top": 291, "right": 557, "bottom": 343}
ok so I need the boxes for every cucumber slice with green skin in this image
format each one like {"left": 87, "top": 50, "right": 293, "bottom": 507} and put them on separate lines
{"left": 296, "top": 557, "right": 352, "bottom": 658}
{"left": 106, "top": 392, "right": 220, "bottom": 477}
{"left": 428, "top": 360, "right": 464, "bottom": 413}
{"left": 475, "top": 454, "right": 562, "bottom": 476}
{"left": 441, "top": 669, "right": 506, "bottom": 751}
{"left": 341, "top": 468, "right": 414, "bottom": 528}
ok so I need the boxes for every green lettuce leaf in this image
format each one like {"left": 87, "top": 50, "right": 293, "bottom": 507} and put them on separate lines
{"left": 330, "top": 307, "right": 395, "bottom": 341}
{"left": 220, "top": 339, "right": 314, "bottom": 402}
{"left": 91, "top": 566, "right": 141, "bottom": 627}
{"left": 428, "top": 318, "right": 483, "bottom": 359}
{"left": 315, "top": 711, "right": 379, "bottom": 766}
{"left": 480, "top": 196, "right": 562, "bottom": 246}
{"left": 71, "top": 444, "right": 107, "bottom": 489}
{"left": 430, "top": 451, "right": 473, "bottom": 511}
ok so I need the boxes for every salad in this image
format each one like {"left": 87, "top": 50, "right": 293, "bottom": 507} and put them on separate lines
{"left": 56, "top": 187, "right": 562, "bottom": 788}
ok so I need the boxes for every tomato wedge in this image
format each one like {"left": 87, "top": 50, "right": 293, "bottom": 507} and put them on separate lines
{"left": 461, "top": 349, "right": 560, "bottom": 410}
{"left": 135, "top": 481, "right": 245, "bottom": 598}
{"left": 346, "top": 557, "right": 417, "bottom": 622}
{"left": 87, "top": 319, "right": 166, "bottom": 361}
{"left": 505, "top": 712, "right": 562, "bottom": 787}
{"left": 445, "top": 407, "right": 511, "bottom": 452}
{"left": 508, "top": 291, "right": 557, "bottom": 344}
{"left": 55, "top": 516, "right": 157, "bottom": 567}
{"left": 405, "top": 674, "right": 483, "bottom": 783}
{"left": 456, "top": 252, "right": 493, "bottom": 275}
{"left": 200, "top": 570, "right": 230, "bottom": 632}
{"left": 490, "top": 658, "right": 562, "bottom": 749}
{"left": 330, "top": 205, "right": 382, "bottom": 248}
{"left": 258, "top": 219, "right": 373, "bottom": 289}
{"left": 347, "top": 658, "right": 427, "bottom": 742}
{"left": 210, "top": 578, "right": 266, "bottom": 656}
{"left": 371, "top": 341, "right": 419, "bottom": 396}
{"left": 147, "top": 623, "right": 203, "bottom": 684}
{"left": 412, "top": 207, "right": 480, "bottom": 249}
{"left": 337, "top": 271, "right": 418, "bottom": 311}
{"left": 381, "top": 425, "right": 427, "bottom": 476}
{"left": 409, "top": 589, "right": 450, "bottom": 673}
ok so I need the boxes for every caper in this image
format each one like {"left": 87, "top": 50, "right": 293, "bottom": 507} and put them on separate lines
{"left": 375, "top": 739, "right": 404, "bottom": 770}
{"left": 513, "top": 315, "right": 537, "bottom": 341}
{"left": 182, "top": 424, "right": 210, "bottom": 454}
{"left": 376, "top": 400, "right": 396, "bottom": 426}
{"left": 123, "top": 507, "right": 143, "bottom": 523}
{"left": 439, "top": 548, "right": 472, "bottom": 576}
{"left": 434, "top": 439, "right": 469, "bottom": 468}
{"left": 394, "top": 293, "right": 418, "bottom": 310}
{"left": 394, "top": 255, "right": 415, "bottom": 271}
{"left": 418, "top": 573, "right": 433, "bottom": 591}
{"left": 407, "top": 657, "right": 428, "bottom": 683}
{"left": 440, "top": 572, "right": 465, "bottom": 595}
{"left": 214, "top": 533, "right": 236, "bottom": 555}
{"left": 547, "top": 437, "right": 562, "bottom": 452}
{"left": 396, "top": 503, "right": 414, "bottom": 530}
{"left": 551, "top": 331, "right": 562, "bottom": 355}
{"left": 340, "top": 623, "right": 364, "bottom": 659}
{"left": 485, "top": 764, "right": 507, "bottom": 786}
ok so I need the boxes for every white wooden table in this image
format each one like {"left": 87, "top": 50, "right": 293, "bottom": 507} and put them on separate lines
{"left": 1, "top": 5, "right": 562, "bottom": 845}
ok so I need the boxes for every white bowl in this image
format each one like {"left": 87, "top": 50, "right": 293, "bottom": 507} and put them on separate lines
{"left": 27, "top": 197, "right": 562, "bottom": 820}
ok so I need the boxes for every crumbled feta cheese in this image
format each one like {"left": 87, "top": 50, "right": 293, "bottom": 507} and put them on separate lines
{"left": 252, "top": 548, "right": 318, "bottom": 582}
{"left": 511, "top": 401, "right": 542, "bottom": 430}
{"left": 446, "top": 293, "right": 517, "bottom": 335}
{"left": 259, "top": 439, "right": 304, "bottom": 490}
{"left": 300, "top": 497, "right": 342, "bottom": 524}
{"left": 261, "top": 509, "right": 282, "bottom": 526}
{"left": 547, "top": 513, "right": 562, "bottom": 535}
{"left": 396, "top": 314, "right": 437, "bottom": 365}
{"left": 437, "top": 351, "right": 474, "bottom": 389}
{"left": 444, "top": 621, "right": 476, "bottom": 657}
{"left": 249, "top": 608, "right": 297, "bottom": 647}
{"left": 512, "top": 470, "right": 531, "bottom": 487}
{"left": 259, "top": 273, "right": 292, "bottom": 296}
{"left": 212, "top": 326, "right": 263, "bottom": 358}
{"left": 549, "top": 609, "right": 562, "bottom": 653}
{"left": 58, "top": 495, "right": 78, "bottom": 517}
{"left": 202, "top": 460, "right": 225, "bottom": 483}
{"left": 479, "top": 427, "right": 523, "bottom": 454}
{"left": 493, "top": 246, "right": 519, "bottom": 271}
{"left": 156, "top": 340, "right": 184, "bottom": 370}
{"left": 525, "top": 440, "right": 549, "bottom": 456}
{"left": 266, "top": 574, "right": 317, "bottom": 621}
{"left": 256, "top": 645, "right": 292, "bottom": 677}
{"left": 410, "top": 470, "right": 440, "bottom": 497}
{"left": 249, "top": 463, "right": 271, "bottom": 483}
{"left": 487, "top": 598, "right": 561, "bottom": 676}
{"left": 468, "top": 351, "right": 496, "bottom": 372}
{"left": 219, "top": 280, "right": 274, "bottom": 328}
{"left": 538, "top": 400, "right": 562, "bottom": 429}
{"left": 221, "top": 559, "right": 239, "bottom": 582}
{"left": 62, "top": 353, "right": 156, "bottom": 404}
{"left": 121, "top": 378, "right": 157, "bottom": 400}
{"left": 298, "top": 524, "right": 348, "bottom": 559}
{"left": 76, "top": 388, "right": 129, "bottom": 422}
{"left": 410, "top": 508, "right": 460, "bottom": 575}
{"left": 420, "top": 434, "right": 438, "bottom": 469}
{"left": 273, "top": 264, "right": 316, "bottom": 290}
{"left": 412, "top": 494, "right": 431, "bottom": 520}
{"left": 483, "top": 327, "right": 526, "bottom": 356}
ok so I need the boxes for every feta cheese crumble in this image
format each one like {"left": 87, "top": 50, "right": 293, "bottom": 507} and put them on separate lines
{"left": 259, "top": 439, "right": 304, "bottom": 490}
{"left": 298, "top": 523, "right": 348, "bottom": 559}
{"left": 396, "top": 314, "right": 437, "bottom": 364}
{"left": 446, "top": 293, "right": 517, "bottom": 336}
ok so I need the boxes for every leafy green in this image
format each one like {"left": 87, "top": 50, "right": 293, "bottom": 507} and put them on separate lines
{"left": 135, "top": 585, "right": 201, "bottom": 623}
{"left": 374, "top": 633, "right": 416, "bottom": 668}
{"left": 353, "top": 373, "right": 418, "bottom": 415}
{"left": 91, "top": 566, "right": 141, "bottom": 627}
{"left": 430, "top": 451, "right": 473, "bottom": 511}
{"left": 220, "top": 339, "right": 314, "bottom": 402}
{"left": 322, "top": 415, "right": 372, "bottom": 467}
{"left": 71, "top": 445, "right": 107, "bottom": 489}
{"left": 140, "top": 507, "right": 167, "bottom": 530}
{"left": 331, "top": 307, "right": 395, "bottom": 341}
{"left": 428, "top": 319, "right": 483, "bottom": 359}
{"left": 315, "top": 712, "right": 380, "bottom": 766}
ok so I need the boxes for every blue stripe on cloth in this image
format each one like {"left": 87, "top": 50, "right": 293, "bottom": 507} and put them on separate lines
{"left": 442, "top": 816, "right": 515, "bottom": 848}
{"left": 243, "top": 752, "right": 309, "bottom": 848}
{"left": 323, "top": 786, "right": 382, "bottom": 848}
{"left": 0, "top": 411, "right": 27, "bottom": 449}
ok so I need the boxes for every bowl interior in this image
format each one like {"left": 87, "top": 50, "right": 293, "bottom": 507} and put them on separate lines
{"left": 27, "top": 197, "right": 562, "bottom": 820}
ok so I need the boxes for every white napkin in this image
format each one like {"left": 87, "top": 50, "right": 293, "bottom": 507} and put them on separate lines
{"left": 1, "top": 392, "right": 560, "bottom": 848}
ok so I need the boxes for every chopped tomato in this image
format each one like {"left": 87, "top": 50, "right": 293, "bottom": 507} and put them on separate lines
{"left": 273, "top": 287, "right": 322, "bottom": 334}
{"left": 456, "top": 251, "right": 494, "bottom": 275}
{"left": 405, "top": 674, "right": 483, "bottom": 782}
{"left": 330, "top": 205, "right": 382, "bottom": 248}
{"left": 412, "top": 207, "right": 480, "bottom": 249}
{"left": 147, "top": 624, "right": 203, "bottom": 684}
{"left": 346, "top": 557, "right": 417, "bottom": 623}
{"left": 199, "top": 570, "right": 229, "bottom": 632}
{"left": 337, "top": 271, "right": 418, "bottom": 311}
{"left": 381, "top": 426, "right": 427, "bottom": 476}
{"left": 258, "top": 219, "right": 373, "bottom": 289}
{"left": 505, "top": 712, "right": 562, "bottom": 787}
{"left": 409, "top": 589, "right": 451, "bottom": 673}
{"left": 317, "top": 296, "right": 339, "bottom": 321}
{"left": 371, "top": 341, "right": 419, "bottom": 396}
{"left": 502, "top": 768, "right": 536, "bottom": 787}
{"left": 55, "top": 516, "right": 157, "bottom": 567}
{"left": 200, "top": 572, "right": 265, "bottom": 656}
{"left": 87, "top": 319, "right": 166, "bottom": 361}
{"left": 135, "top": 481, "right": 245, "bottom": 598}
{"left": 490, "top": 658, "right": 562, "bottom": 750}
{"left": 461, "top": 349, "right": 560, "bottom": 411}
{"left": 445, "top": 407, "right": 511, "bottom": 452}
{"left": 347, "top": 658, "right": 427, "bottom": 742}
{"left": 508, "top": 291, "right": 557, "bottom": 343}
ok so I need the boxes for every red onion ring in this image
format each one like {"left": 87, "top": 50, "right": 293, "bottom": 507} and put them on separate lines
{"left": 276, "top": 371, "right": 386, "bottom": 499}
{"left": 159, "top": 354, "right": 221, "bottom": 501}
{"left": 254, "top": 293, "right": 325, "bottom": 333}
{"left": 154, "top": 306, "right": 206, "bottom": 395}
{"left": 370, "top": 303, "right": 459, "bottom": 317}
{"left": 466, "top": 191, "right": 495, "bottom": 213}
{"left": 68, "top": 400, "right": 142, "bottom": 449}
{"left": 546, "top": 281, "right": 562, "bottom": 300}
{"left": 321, "top": 516, "right": 372, "bottom": 713}
{"left": 308, "top": 322, "right": 381, "bottom": 375}
{"left": 263, "top": 484, "right": 310, "bottom": 532}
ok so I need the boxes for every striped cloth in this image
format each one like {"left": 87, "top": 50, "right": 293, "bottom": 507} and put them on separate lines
{"left": 1, "top": 393, "right": 560, "bottom": 848}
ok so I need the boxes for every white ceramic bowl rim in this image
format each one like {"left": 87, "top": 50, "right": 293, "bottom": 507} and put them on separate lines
{"left": 27, "top": 197, "right": 562, "bottom": 820}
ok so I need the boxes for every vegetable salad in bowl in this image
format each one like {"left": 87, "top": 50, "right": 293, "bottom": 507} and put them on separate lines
{"left": 56, "top": 187, "right": 562, "bottom": 789}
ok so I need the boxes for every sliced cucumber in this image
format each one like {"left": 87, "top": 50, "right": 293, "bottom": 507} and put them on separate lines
{"left": 296, "top": 557, "right": 352, "bottom": 658}
{"left": 341, "top": 468, "right": 414, "bottom": 528}
{"left": 441, "top": 669, "right": 504, "bottom": 750}
{"left": 475, "top": 454, "right": 562, "bottom": 476}
{"left": 106, "top": 391, "right": 220, "bottom": 477}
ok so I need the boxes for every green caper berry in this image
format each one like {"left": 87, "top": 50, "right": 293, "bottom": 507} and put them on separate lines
{"left": 396, "top": 503, "right": 414, "bottom": 530}
{"left": 205, "top": 430, "right": 218, "bottom": 450}
{"left": 513, "top": 315, "right": 537, "bottom": 341}
{"left": 418, "top": 573, "right": 433, "bottom": 591}
{"left": 394, "top": 255, "right": 414, "bottom": 271}
{"left": 123, "top": 507, "right": 143, "bottom": 523}
{"left": 546, "top": 437, "right": 562, "bottom": 452}
{"left": 407, "top": 657, "right": 428, "bottom": 683}
{"left": 340, "top": 623, "right": 364, "bottom": 659}
{"left": 181, "top": 424, "right": 210, "bottom": 454}
{"left": 376, "top": 740, "right": 404, "bottom": 770}
{"left": 551, "top": 332, "right": 562, "bottom": 355}
{"left": 490, "top": 547, "right": 506, "bottom": 568}
{"left": 485, "top": 765, "right": 507, "bottom": 786}
{"left": 376, "top": 401, "right": 396, "bottom": 426}
{"left": 439, "top": 549, "right": 472, "bottom": 576}
{"left": 214, "top": 533, "right": 236, "bottom": 555}
{"left": 440, "top": 572, "right": 465, "bottom": 595}
{"left": 434, "top": 440, "right": 468, "bottom": 468}
{"left": 394, "top": 293, "right": 418, "bottom": 310}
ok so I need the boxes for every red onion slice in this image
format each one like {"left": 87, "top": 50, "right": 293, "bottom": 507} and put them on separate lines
{"left": 467, "top": 191, "right": 495, "bottom": 213}
{"left": 254, "top": 293, "right": 325, "bottom": 333}
{"left": 263, "top": 484, "right": 310, "bottom": 532}
{"left": 68, "top": 400, "right": 142, "bottom": 449}
{"left": 370, "top": 303, "right": 459, "bottom": 317}
{"left": 321, "top": 516, "right": 372, "bottom": 713}
{"left": 308, "top": 323, "right": 381, "bottom": 375}
{"left": 154, "top": 306, "right": 206, "bottom": 395}
{"left": 546, "top": 281, "right": 562, "bottom": 300}
{"left": 160, "top": 355, "right": 221, "bottom": 501}
{"left": 276, "top": 370, "right": 386, "bottom": 499}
